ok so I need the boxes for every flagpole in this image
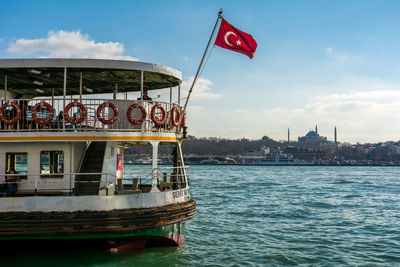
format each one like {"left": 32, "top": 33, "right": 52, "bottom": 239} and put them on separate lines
{"left": 179, "top": 8, "right": 223, "bottom": 127}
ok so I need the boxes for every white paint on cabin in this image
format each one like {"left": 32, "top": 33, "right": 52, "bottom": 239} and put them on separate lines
{"left": 0, "top": 142, "right": 86, "bottom": 192}
{"left": 100, "top": 142, "right": 118, "bottom": 188}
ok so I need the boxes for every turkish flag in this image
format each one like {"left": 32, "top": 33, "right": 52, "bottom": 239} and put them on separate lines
{"left": 215, "top": 18, "right": 257, "bottom": 59}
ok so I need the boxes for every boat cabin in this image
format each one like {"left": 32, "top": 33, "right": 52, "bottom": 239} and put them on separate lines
{"left": 0, "top": 58, "right": 189, "bottom": 197}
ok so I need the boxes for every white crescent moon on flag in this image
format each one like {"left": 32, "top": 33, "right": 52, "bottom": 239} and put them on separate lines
{"left": 224, "top": 31, "right": 237, "bottom": 46}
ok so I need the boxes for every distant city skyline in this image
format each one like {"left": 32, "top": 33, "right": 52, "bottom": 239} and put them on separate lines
{"left": 1, "top": 1, "right": 400, "bottom": 143}
{"left": 267, "top": 125, "right": 337, "bottom": 143}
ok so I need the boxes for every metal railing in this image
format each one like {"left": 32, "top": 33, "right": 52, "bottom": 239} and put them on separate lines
{"left": 0, "top": 98, "right": 184, "bottom": 133}
{"left": 0, "top": 172, "right": 117, "bottom": 196}
{"left": 121, "top": 166, "right": 189, "bottom": 191}
{"left": 0, "top": 166, "right": 189, "bottom": 197}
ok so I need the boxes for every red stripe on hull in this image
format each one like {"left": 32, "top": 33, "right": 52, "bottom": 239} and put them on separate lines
{"left": 106, "top": 234, "right": 185, "bottom": 252}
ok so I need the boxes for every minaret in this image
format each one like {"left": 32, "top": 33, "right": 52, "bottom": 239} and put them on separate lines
{"left": 334, "top": 126, "right": 337, "bottom": 144}
{"left": 315, "top": 125, "right": 318, "bottom": 134}
{"left": 287, "top": 128, "right": 290, "bottom": 144}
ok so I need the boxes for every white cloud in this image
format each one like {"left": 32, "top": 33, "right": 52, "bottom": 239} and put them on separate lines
{"left": 234, "top": 109, "right": 251, "bottom": 114}
{"left": 187, "top": 105, "right": 203, "bottom": 113}
{"left": 312, "top": 90, "right": 400, "bottom": 103}
{"left": 325, "top": 47, "right": 364, "bottom": 66}
{"left": 181, "top": 77, "right": 222, "bottom": 101}
{"left": 260, "top": 90, "right": 400, "bottom": 143}
{"left": 147, "top": 76, "right": 221, "bottom": 104}
{"left": 185, "top": 72, "right": 400, "bottom": 143}
{"left": 183, "top": 56, "right": 191, "bottom": 62}
{"left": 8, "top": 30, "right": 137, "bottom": 60}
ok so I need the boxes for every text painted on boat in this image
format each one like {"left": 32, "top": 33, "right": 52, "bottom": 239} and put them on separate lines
{"left": 172, "top": 189, "right": 190, "bottom": 200}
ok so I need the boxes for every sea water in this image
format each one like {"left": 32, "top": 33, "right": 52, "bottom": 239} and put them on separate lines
{"left": 3, "top": 166, "right": 400, "bottom": 266}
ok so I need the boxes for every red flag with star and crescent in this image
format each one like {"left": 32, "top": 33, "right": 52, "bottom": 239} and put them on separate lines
{"left": 214, "top": 18, "right": 257, "bottom": 59}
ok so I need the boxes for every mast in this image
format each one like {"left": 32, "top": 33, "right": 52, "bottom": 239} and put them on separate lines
{"left": 180, "top": 8, "right": 223, "bottom": 126}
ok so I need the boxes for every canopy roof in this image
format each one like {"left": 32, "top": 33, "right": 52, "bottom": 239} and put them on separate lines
{"left": 0, "top": 58, "right": 182, "bottom": 97}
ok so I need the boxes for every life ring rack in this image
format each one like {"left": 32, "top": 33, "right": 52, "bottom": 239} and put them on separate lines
{"left": 32, "top": 101, "right": 54, "bottom": 124}
{"left": 0, "top": 102, "right": 21, "bottom": 125}
{"left": 64, "top": 101, "right": 87, "bottom": 125}
{"left": 151, "top": 103, "right": 166, "bottom": 125}
{"left": 127, "top": 103, "right": 147, "bottom": 125}
{"left": 97, "top": 102, "right": 119, "bottom": 124}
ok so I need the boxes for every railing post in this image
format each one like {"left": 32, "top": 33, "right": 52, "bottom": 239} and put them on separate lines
{"left": 63, "top": 67, "right": 67, "bottom": 132}
{"left": 34, "top": 175, "right": 38, "bottom": 196}
{"left": 70, "top": 173, "right": 72, "bottom": 196}
{"left": 106, "top": 173, "right": 109, "bottom": 196}
{"left": 139, "top": 168, "right": 142, "bottom": 187}
{"left": 115, "top": 174, "right": 117, "bottom": 193}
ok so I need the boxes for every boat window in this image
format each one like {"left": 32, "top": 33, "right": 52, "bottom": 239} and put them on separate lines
{"left": 5, "top": 153, "right": 28, "bottom": 179}
{"left": 40, "top": 151, "right": 64, "bottom": 177}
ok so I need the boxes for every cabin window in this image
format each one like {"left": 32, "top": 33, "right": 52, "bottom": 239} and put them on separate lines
{"left": 5, "top": 153, "right": 28, "bottom": 179}
{"left": 40, "top": 151, "right": 64, "bottom": 177}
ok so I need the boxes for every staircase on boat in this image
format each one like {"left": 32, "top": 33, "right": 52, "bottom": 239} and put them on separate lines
{"left": 74, "top": 142, "right": 106, "bottom": 196}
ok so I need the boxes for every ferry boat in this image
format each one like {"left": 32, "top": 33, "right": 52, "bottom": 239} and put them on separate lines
{"left": 246, "top": 149, "right": 314, "bottom": 166}
{"left": 0, "top": 58, "right": 195, "bottom": 252}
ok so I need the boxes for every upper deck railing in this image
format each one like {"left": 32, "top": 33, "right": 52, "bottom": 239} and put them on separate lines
{"left": 0, "top": 98, "right": 185, "bottom": 133}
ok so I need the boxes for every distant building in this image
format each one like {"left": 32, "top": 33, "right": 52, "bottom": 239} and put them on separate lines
{"left": 320, "top": 143, "right": 339, "bottom": 154}
{"left": 334, "top": 126, "right": 337, "bottom": 144}
{"left": 298, "top": 126, "right": 327, "bottom": 144}
{"left": 261, "top": 135, "right": 273, "bottom": 141}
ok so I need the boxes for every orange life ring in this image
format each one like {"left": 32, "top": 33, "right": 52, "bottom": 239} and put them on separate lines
{"left": 127, "top": 103, "right": 147, "bottom": 125}
{"left": 64, "top": 101, "right": 87, "bottom": 125}
{"left": 170, "top": 106, "right": 180, "bottom": 127}
{"left": 97, "top": 102, "right": 119, "bottom": 124}
{"left": 151, "top": 103, "right": 166, "bottom": 125}
{"left": 180, "top": 112, "right": 186, "bottom": 127}
{"left": 32, "top": 101, "right": 54, "bottom": 124}
{"left": 0, "top": 102, "right": 21, "bottom": 125}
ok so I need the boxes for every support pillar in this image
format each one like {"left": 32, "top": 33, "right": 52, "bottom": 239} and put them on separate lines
{"left": 63, "top": 67, "right": 67, "bottom": 131}
{"left": 178, "top": 84, "right": 180, "bottom": 106}
{"left": 113, "top": 83, "right": 118, "bottom": 100}
{"left": 51, "top": 88, "right": 54, "bottom": 107}
{"left": 140, "top": 70, "right": 144, "bottom": 100}
{"left": 4, "top": 75, "right": 7, "bottom": 101}
{"left": 150, "top": 141, "right": 160, "bottom": 192}
{"left": 79, "top": 72, "right": 83, "bottom": 102}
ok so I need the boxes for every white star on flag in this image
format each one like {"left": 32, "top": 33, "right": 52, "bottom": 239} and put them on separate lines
{"left": 236, "top": 40, "right": 242, "bottom": 46}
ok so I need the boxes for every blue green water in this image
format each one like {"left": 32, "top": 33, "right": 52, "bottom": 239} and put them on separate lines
{"left": 4, "top": 166, "right": 400, "bottom": 266}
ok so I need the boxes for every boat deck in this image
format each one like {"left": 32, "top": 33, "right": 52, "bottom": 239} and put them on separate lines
{"left": 0, "top": 165, "right": 189, "bottom": 197}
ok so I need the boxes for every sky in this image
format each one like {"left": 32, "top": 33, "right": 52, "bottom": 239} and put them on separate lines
{"left": 1, "top": 0, "right": 400, "bottom": 143}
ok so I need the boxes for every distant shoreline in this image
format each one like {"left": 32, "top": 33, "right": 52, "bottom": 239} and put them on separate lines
{"left": 125, "top": 162, "right": 400, "bottom": 167}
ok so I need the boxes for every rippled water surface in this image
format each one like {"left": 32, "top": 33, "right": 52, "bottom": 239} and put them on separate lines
{"left": 5, "top": 166, "right": 400, "bottom": 266}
